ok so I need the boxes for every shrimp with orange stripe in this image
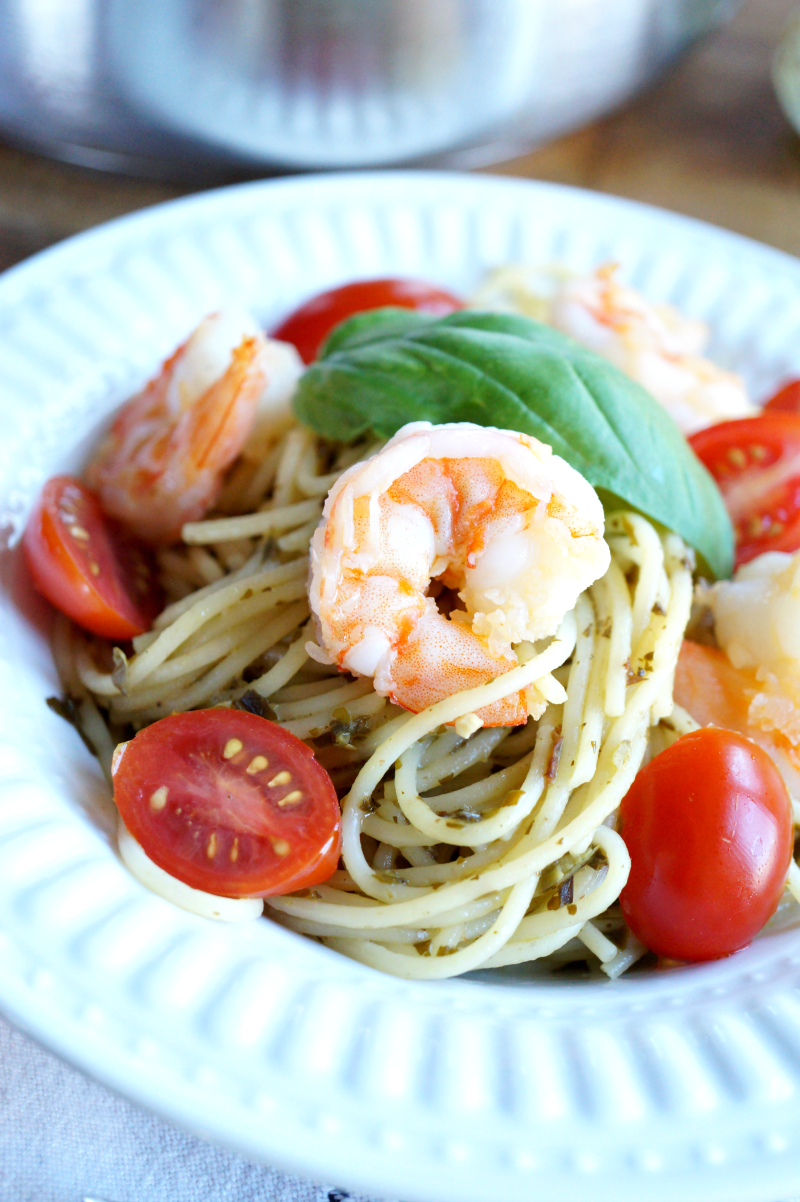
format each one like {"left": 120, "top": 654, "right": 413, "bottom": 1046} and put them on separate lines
{"left": 549, "top": 265, "right": 756, "bottom": 435}
{"left": 676, "top": 550, "right": 800, "bottom": 800}
{"left": 86, "top": 311, "right": 302, "bottom": 545}
{"left": 308, "top": 420, "right": 610, "bottom": 727}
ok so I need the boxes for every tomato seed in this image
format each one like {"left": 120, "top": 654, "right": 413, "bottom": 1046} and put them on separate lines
{"left": 223, "top": 738, "right": 243, "bottom": 759}
{"left": 246, "top": 755, "right": 268, "bottom": 774}
{"left": 727, "top": 447, "right": 747, "bottom": 468}
{"left": 111, "top": 742, "right": 128, "bottom": 775}
{"left": 750, "top": 444, "right": 768, "bottom": 461}
{"left": 279, "top": 790, "right": 303, "bottom": 806}
{"left": 70, "top": 525, "right": 90, "bottom": 541}
{"left": 149, "top": 786, "right": 168, "bottom": 811}
{"left": 269, "top": 770, "right": 292, "bottom": 787}
{"left": 112, "top": 709, "right": 341, "bottom": 895}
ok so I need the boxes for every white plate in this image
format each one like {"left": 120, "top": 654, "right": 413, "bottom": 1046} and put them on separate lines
{"left": 2, "top": 172, "right": 800, "bottom": 1202}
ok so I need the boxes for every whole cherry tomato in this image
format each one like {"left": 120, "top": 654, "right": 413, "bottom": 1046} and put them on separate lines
{"left": 23, "top": 475, "right": 159, "bottom": 640}
{"left": 272, "top": 277, "right": 463, "bottom": 363}
{"left": 764, "top": 379, "right": 800, "bottom": 415}
{"left": 619, "top": 727, "right": 793, "bottom": 961}
{"left": 112, "top": 708, "right": 341, "bottom": 897}
{"left": 689, "top": 412, "right": 800, "bottom": 565}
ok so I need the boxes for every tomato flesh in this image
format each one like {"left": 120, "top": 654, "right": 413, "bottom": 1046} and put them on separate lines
{"left": 619, "top": 728, "right": 793, "bottom": 962}
{"left": 689, "top": 413, "right": 800, "bottom": 565}
{"left": 764, "top": 379, "right": 800, "bottom": 415}
{"left": 112, "top": 708, "right": 341, "bottom": 898}
{"left": 272, "top": 277, "right": 463, "bottom": 363}
{"left": 23, "top": 475, "right": 160, "bottom": 640}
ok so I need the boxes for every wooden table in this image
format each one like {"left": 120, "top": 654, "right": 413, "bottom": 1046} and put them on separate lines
{"left": 1, "top": 0, "right": 800, "bottom": 273}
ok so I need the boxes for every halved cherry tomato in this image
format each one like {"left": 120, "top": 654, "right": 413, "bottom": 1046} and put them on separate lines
{"left": 764, "top": 378, "right": 800, "bottom": 415}
{"left": 689, "top": 413, "right": 800, "bottom": 565}
{"left": 272, "top": 277, "right": 463, "bottom": 363}
{"left": 619, "top": 728, "right": 792, "bottom": 962}
{"left": 23, "top": 475, "right": 159, "bottom": 640}
{"left": 112, "top": 708, "right": 341, "bottom": 897}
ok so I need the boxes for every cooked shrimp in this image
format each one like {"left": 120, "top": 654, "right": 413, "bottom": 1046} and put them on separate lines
{"left": 242, "top": 336, "right": 304, "bottom": 462}
{"left": 308, "top": 421, "right": 610, "bottom": 726}
{"left": 549, "top": 265, "right": 755, "bottom": 435}
{"left": 704, "top": 550, "right": 800, "bottom": 743}
{"left": 674, "top": 640, "right": 800, "bottom": 799}
{"left": 703, "top": 551, "right": 800, "bottom": 672}
{"left": 675, "top": 550, "right": 800, "bottom": 795}
{"left": 87, "top": 311, "right": 274, "bottom": 545}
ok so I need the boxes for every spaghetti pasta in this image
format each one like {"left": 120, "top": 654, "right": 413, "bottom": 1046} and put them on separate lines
{"left": 62, "top": 417, "right": 693, "bottom": 980}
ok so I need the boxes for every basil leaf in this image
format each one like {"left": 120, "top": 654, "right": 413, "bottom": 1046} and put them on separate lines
{"left": 319, "top": 307, "right": 438, "bottom": 357}
{"left": 294, "top": 309, "right": 733, "bottom": 578}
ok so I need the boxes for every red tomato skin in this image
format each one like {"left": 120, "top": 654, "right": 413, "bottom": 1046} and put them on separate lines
{"left": 619, "top": 728, "right": 793, "bottom": 962}
{"left": 272, "top": 277, "right": 463, "bottom": 363}
{"left": 113, "top": 709, "right": 341, "bottom": 898}
{"left": 689, "top": 413, "right": 800, "bottom": 566}
{"left": 23, "top": 476, "right": 159, "bottom": 640}
{"left": 764, "top": 379, "right": 800, "bottom": 415}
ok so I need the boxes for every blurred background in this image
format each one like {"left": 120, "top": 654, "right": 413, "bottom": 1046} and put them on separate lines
{"left": 0, "top": 0, "right": 799, "bottom": 271}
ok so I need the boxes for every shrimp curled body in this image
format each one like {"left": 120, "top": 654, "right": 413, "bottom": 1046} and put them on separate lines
{"left": 676, "top": 550, "right": 800, "bottom": 798}
{"left": 550, "top": 266, "right": 755, "bottom": 435}
{"left": 87, "top": 312, "right": 273, "bottom": 545}
{"left": 309, "top": 422, "right": 610, "bottom": 726}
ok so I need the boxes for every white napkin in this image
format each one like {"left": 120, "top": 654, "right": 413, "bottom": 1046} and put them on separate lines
{"left": 0, "top": 1014, "right": 387, "bottom": 1202}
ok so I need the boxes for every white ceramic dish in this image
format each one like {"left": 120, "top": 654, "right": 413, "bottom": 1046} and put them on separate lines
{"left": 2, "top": 172, "right": 800, "bottom": 1202}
